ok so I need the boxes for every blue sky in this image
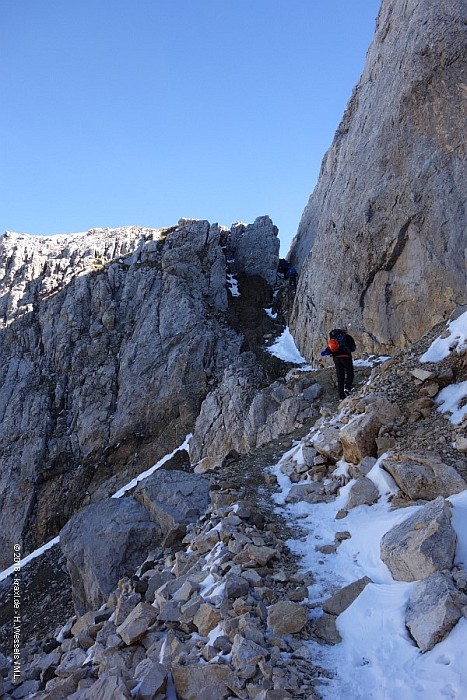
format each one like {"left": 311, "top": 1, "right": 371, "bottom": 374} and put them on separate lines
{"left": 1, "top": 0, "right": 381, "bottom": 254}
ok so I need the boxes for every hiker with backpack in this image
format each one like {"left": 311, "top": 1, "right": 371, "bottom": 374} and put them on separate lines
{"left": 320, "top": 327, "right": 356, "bottom": 400}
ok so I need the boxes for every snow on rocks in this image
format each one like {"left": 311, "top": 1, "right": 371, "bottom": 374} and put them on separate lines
{"left": 10, "top": 486, "right": 317, "bottom": 700}
{"left": 380, "top": 451, "right": 466, "bottom": 500}
{"left": 380, "top": 496, "right": 457, "bottom": 582}
{"left": 405, "top": 572, "right": 467, "bottom": 652}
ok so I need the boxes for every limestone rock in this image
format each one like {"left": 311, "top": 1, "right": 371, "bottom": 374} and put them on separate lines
{"left": 229, "top": 216, "right": 280, "bottom": 285}
{"left": 133, "top": 659, "right": 168, "bottom": 699}
{"left": 60, "top": 497, "right": 161, "bottom": 614}
{"left": 381, "top": 451, "right": 467, "bottom": 500}
{"left": 133, "top": 469, "right": 210, "bottom": 537}
{"left": 193, "top": 603, "right": 221, "bottom": 637}
{"left": 71, "top": 674, "right": 132, "bottom": 699}
{"left": 267, "top": 601, "right": 308, "bottom": 634}
{"left": 0, "top": 215, "right": 282, "bottom": 567}
{"left": 312, "top": 427, "right": 343, "bottom": 463}
{"left": 339, "top": 411, "right": 382, "bottom": 464}
{"left": 380, "top": 497, "right": 457, "bottom": 582}
{"left": 346, "top": 478, "right": 379, "bottom": 509}
{"left": 116, "top": 602, "right": 158, "bottom": 645}
{"left": 171, "top": 663, "right": 233, "bottom": 700}
{"left": 322, "top": 577, "right": 372, "bottom": 616}
{"left": 290, "top": 0, "right": 467, "bottom": 358}
{"left": 406, "top": 573, "right": 467, "bottom": 651}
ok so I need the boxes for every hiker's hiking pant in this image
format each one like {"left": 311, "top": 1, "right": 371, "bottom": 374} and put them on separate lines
{"left": 333, "top": 356, "right": 354, "bottom": 399}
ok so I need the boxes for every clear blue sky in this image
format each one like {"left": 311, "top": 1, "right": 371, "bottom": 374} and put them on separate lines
{"left": 1, "top": 0, "right": 381, "bottom": 255}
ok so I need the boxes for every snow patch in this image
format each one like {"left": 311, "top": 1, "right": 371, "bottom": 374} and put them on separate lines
{"left": 420, "top": 310, "right": 467, "bottom": 362}
{"left": 266, "top": 327, "right": 310, "bottom": 365}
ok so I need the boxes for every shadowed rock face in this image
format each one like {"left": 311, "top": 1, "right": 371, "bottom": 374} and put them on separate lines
{"left": 0, "top": 217, "right": 279, "bottom": 568}
{"left": 290, "top": 0, "right": 467, "bottom": 359}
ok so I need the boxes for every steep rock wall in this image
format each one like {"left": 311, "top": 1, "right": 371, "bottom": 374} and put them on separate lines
{"left": 0, "top": 217, "right": 279, "bottom": 568}
{"left": 290, "top": 0, "right": 467, "bottom": 358}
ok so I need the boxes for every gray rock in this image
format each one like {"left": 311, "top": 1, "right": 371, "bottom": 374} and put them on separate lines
{"left": 381, "top": 451, "right": 467, "bottom": 500}
{"left": 406, "top": 573, "right": 467, "bottom": 651}
{"left": 380, "top": 497, "right": 457, "bottom": 582}
{"left": 133, "top": 659, "right": 168, "bottom": 700}
{"left": 302, "top": 383, "right": 323, "bottom": 402}
{"left": 54, "top": 648, "right": 87, "bottom": 678}
{"left": 71, "top": 673, "right": 131, "bottom": 699}
{"left": 60, "top": 497, "right": 161, "bottom": 614}
{"left": 322, "top": 577, "right": 372, "bottom": 616}
{"left": 231, "top": 634, "right": 268, "bottom": 679}
{"left": 0, "top": 216, "right": 281, "bottom": 567}
{"left": 116, "top": 602, "right": 158, "bottom": 645}
{"left": 349, "top": 456, "right": 377, "bottom": 479}
{"left": 133, "top": 469, "right": 210, "bottom": 537}
{"left": 290, "top": 0, "right": 466, "bottom": 358}
{"left": 229, "top": 216, "right": 280, "bottom": 285}
{"left": 312, "top": 427, "right": 343, "bottom": 463}
{"left": 225, "top": 573, "right": 250, "bottom": 599}
{"left": 346, "top": 477, "right": 379, "bottom": 509}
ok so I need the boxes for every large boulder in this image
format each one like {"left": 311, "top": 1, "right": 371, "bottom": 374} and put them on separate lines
{"left": 381, "top": 451, "right": 467, "bottom": 500}
{"left": 229, "top": 216, "right": 280, "bottom": 285}
{"left": 346, "top": 477, "right": 379, "bottom": 509}
{"left": 312, "top": 426, "right": 343, "bottom": 463}
{"left": 60, "top": 497, "right": 162, "bottom": 614}
{"left": 171, "top": 663, "right": 233, "bottom": 700}
{"left": 380, "top": 497, "right": 457, "bottom": 582}
{"left": 290, "top": 0, "right": 467, "bottom": 358}
{"left": 406, "top": 572, "right": 467, "bottom": 651}
{"left": 339, "top": 411, "right": 382, "bottom": 464}
{"left": 133, "top": 469, "right": 210, "bottom": 538}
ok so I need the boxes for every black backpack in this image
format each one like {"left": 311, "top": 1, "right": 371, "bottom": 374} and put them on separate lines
{"left": 329, "top": 329, "right": 350, "bottom": 354}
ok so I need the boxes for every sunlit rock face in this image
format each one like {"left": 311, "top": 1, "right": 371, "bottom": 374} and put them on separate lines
{"left": 289, "top": 0, "right": 467, "bottom": 359}
{"left": 0, "top": 217, "right": 279, "bottom": 568}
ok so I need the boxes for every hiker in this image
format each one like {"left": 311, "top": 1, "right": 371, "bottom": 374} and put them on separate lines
{"left": 288, "top": 264, "right": 298, "bottom": 288}
{"left": 277, "top": 258, "right": 290, "bottom": 280}
{"left": 320, "top": 327, "right": 356, "bottom": 400}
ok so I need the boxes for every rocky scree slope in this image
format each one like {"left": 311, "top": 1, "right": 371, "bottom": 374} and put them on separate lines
{"left": 1, "top": 316, "right": 467, "bottom": 699}
{"left": 0, "top": 217, "right": 282, "bottom": 569}
{"left": 290, "top": 0, "right": 467, "bottom": 358}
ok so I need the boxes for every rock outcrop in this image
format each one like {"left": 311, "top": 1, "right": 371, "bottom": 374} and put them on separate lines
{"left": 289, "top": 0, "right": 467, "bottom": 358}
{"left": 0, "top": 217, "right": 279, "bottom": 568}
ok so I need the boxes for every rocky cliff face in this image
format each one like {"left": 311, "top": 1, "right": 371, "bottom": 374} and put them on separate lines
{"left": 0, "top": 217, "right": 279, "bottom": 568}
{"left": 290, "top": 0, "right": 467, "bottom": 358}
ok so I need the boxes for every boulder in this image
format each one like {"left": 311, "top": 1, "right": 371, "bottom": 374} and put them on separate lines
{"left": 380, "top": 497, "right": 457, "bottom": 582}
{"left": 116, "top": 602, "right": 158, "bottom": 645}
{"left": 229, "top": 216, "right": 280, "bottom": 285}
{"left": 171, "top": 663, "right": 233, "bottom": 700}
{"left": 381, "top": 451, "right": 467, "bottom": 500}
{"left": 339, "top": 410, "right": 382, "bottom": 464}
{"left": 267, "top": 601, "right": 308, "bottom": 634}
{"left": 312, "top": 427, "right": 343, "bottom": 463}
{"left": 346, "top": 478, "right": 379, "bottom": 509}
{"left": 322, "top": 577, "right": 372, "bottom": 616}
{"left": 406, "top": 572, "right": 467, "bottom": 651}
{"left": 60, "top": 498, "right": 162, "bottom": 614}
{"left": 303, "top": 383, "right": 324, "bottom": 402}
{"left": 133, "top": 659, "right": 168, "bottom": 700}
{"left": 133, "top": 469, "right": 210, "bottom": 537}
{"left": 71, "top": 674, "right": 131, "bottom": 699}
{"left": 231, "top": 634, "right": 268, "bottom": 679}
